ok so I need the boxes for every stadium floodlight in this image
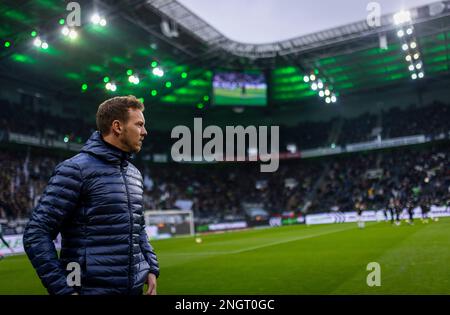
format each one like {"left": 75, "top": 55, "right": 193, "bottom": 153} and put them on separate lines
{"left": 31, "top": 30, "right": 37, "bottom": 37}
{"left": 393, "top": 10, "right": 411, "bottom": 25}
{"left": 310, "top": 74, "right": 316, "bottom": 81}
{"left": 416, "top": 63, "right": 422, "bottom": 70}
{"left": 408, "top": 64, "right": 415, "bottom": 71}
{"left": 418, "top": 72, "right": 424, "bottom": 78}
{"left": 331, "top": 95, "right": 337, "bottom": 103}
{"left": 317, "top": 80, "right": 324, "bottom": 89}
{"left": 110, "top": 83, "right": 117, "bottom": 92}
{"left": 105, "top": 82, "right": 112, "bottom": 90}
{"left": 4, "top": 41, "right": 11, "bottom": 48}
{"left": 181, "top": 72, "right": 188, "bottom": 79}
{"left": 311, "top": 83, "right": 318, "bottom": 90}
{"left": 325, "top": 97, "right": 331, "bottom": 104}
{"left": 411, "top": 73, "right": 418, "bottom": 80}
{"left": 324, "top": 89, "right": 331, "bottom": 96}
{"left": 69, "top": 29, "right": 78, "bottom": 40}
{"left": 406, "top": 27, "right": 414, "bottom": 35}
{"left": 33, "top": 37, "right": 42, "bottom": 47}
{"left": 152, "top": 67, "right": 164, "bottom": 77}
{"left": 41, "top": 42, "right": 49, "bottom": 49}
{"left": 61, "top": 26, "right": 70, "bottom": 36}
{"left": 303, "top": 75, "right": 310, "bottom": 83}
{"left": 402, "top": 44, "right": 409, "bottom": 51}
{"left": 129, "top": 75, "right": 139, "bottom": 84}
{"left": 405, "top": 55, "right": 412, "bottom": 62}
{"left": 410, "top": 42, "right": 417, "bottom": 49}
{"left": 397, "top": 30, "right": 405, "bottom": 38}
{"left": 100, "top": 18, "right": 107, "bottom": 27}
{"left": 91, "top": 14, "right": 101, "bottom": 24}
{"left": 319, "top": 90, "right": 325, "bottom": 97}
{"left": 413, "top": 53, "right": 420, "bottom": 60}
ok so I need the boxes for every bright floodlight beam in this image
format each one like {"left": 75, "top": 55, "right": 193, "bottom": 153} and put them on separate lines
{"left": 33, "top": 37, "right": 42, "bottom": 47}
{"left": 91, "top": 14, "right": 101, "bottom": 24}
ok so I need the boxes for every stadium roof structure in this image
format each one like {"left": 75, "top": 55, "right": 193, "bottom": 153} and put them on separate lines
{"left": 0, "top": 0, "right": 449, "bottom": 106}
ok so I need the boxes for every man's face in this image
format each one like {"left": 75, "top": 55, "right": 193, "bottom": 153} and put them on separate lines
{"left": 120, "top": 108, "right": 147, "bottom": 153}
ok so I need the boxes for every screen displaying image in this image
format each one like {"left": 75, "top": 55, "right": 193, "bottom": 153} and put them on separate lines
{"left": 213, "top": 71, "right": 267, "bottom": 106}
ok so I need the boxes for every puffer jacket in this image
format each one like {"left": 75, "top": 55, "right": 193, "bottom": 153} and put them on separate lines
{"left": 23, "top": 131, "right": 159, "bottom": 295}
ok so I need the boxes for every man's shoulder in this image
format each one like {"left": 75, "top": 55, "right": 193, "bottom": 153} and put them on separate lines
{"left": 127, "top": 162, "right": 142, "bottom": 177}
{"left": 56, "top": 152, "right": 97, "bottom": 173}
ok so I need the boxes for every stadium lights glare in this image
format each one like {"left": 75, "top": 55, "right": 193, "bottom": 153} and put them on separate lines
{"left": 413, "top": 53, "right": 420, "bottom": 60}
{"left": 410, "top": 42, "right": 417, "bottom": 49}
{"left": 393, "top": 10, "right": 411, "bottom": 25}
{"left": 61, "top": 26, "right": 70, "bottom": 36}
{"left": 324, "top": 89, "right": 331, "bottom": 96}
{"left": 33, "top": 37, "right": 42, "bottom": 47}
{"left": 406, "top": 28, "right": 414, "bottom": 35}
{"left": 325, "top": 97, "right": 331, "bottom": 104}
{"left": 69, "top": 30, "right": 78, "bottom": 40}
{"left": 303, "top": 75, "right": 310, "bottom": 83}
{"left": 41, "top": 42, "right": 49, "bottom": 49}
{"left": 402, "top": 44, "right": 409, "bottom": 51}
{"left": 408, "top": 64, "right": 415, "bottom": 71}
{"left": 105, "top": 82, "right": 117, "bottom": 91}
{"left": 319, "top": 90, "right": 325, "bottom": 97}
{"left": 91, "top": 14, "right": 101, "bottom": 24}
{"left": 418, "top": 72, "right": 424, "bottom": 78}
{"left": 405, "top": 55, "right": 412, "bottom": 62}
{"left": 91, "top": 14, "right": 107, "bottom": 27}
{"left": 317, "top": 81, "right": 324, "bottom": 89}
{"left": 311, "top": 83, "right": 318, "bottom": 90}
{"left": 411, "top": 73, "right": 418, "bottom": 80}
{"left": 331, "top": 95, "right": 337, "bottom": 103}
{"left": 397, "top": 30, "right": 404, "bottom": 38}
{"left": 152, "top": 67, "right": 164, "bottom": 77}
{"left": 309, "top": 74, "right": 316, "bottom": 81}
{"left": 416, "top": 63, "right": 422, "bottom": 70}
{"left": 128, "top": 75, "right": 139, "bottom": 85}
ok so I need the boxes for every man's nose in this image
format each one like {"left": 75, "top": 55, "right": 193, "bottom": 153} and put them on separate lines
{"left": 142, "top": 127, "right": 148, "bottom": 136}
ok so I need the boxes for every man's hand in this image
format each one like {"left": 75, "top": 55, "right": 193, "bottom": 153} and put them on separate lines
{"left": 145, "top": 273, "right": 157, "bottom": 295}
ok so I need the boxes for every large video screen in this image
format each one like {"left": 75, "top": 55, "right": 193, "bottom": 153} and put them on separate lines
{"left": 213, "top": 71, "right": 267, "bottom": 106}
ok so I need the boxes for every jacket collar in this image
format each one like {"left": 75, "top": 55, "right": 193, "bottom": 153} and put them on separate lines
{"left": 81, "top": 131, "right": 132, "bottom": 166}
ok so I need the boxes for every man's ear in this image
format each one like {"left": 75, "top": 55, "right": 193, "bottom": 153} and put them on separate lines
{"left": 111, "top": 120, "right": 123, "bottom": 136}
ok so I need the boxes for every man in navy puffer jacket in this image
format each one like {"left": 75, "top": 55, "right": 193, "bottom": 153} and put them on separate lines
{"left": 23, "top": 96, "right": 159, "bottom": 295}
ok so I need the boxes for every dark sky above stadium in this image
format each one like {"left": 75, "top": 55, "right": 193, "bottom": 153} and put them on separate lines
{"left": 178, "top": 0, "right": 438, "bottom": 44}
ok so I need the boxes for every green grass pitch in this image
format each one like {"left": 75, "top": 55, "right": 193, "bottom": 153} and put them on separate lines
{"left": 1, "top": 218, "right": 449, "bottom": 294}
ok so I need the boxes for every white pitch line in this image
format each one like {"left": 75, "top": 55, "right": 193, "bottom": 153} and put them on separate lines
{"left": 162, "top": 225, "right": 356, "bottom": 256}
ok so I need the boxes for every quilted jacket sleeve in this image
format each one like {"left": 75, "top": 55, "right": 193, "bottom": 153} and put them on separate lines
{"left": 23, "top": 160, "right": 82, "bottom": 295}
{"left": 139, "top": 218, "right": 160, "bottom": 278}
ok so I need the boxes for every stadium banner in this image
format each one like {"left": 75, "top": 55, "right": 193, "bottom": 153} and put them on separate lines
{"left": 305, "top": 206, "right": 450, "bottom": 225}
{"left": 0, "top": 234, "right": 61, "bottom": 256}
{"left": 269, "top": 215, "right": 305, "bottom": 227}
{"left": 196, "top": 221, "right": 248, "bottom": 233}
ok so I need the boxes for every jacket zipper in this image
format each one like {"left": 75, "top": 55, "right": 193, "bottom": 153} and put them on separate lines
{"left": 121, "top": 165, "right": 134, "bottom": 294}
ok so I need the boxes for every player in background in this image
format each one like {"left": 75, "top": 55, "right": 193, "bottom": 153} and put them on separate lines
{"left": 0, "top": 223, "right": 14, "bottom": 261}
{"left": 354, "top": 195, "right": 365, "bottom": 229}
